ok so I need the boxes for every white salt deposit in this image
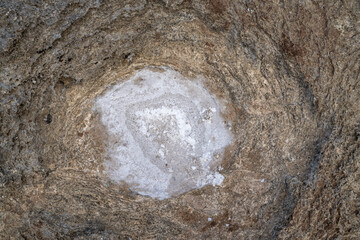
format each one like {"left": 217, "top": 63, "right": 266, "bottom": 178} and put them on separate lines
{"left": 96, "top": 67, "right": 233, "bottom": 199}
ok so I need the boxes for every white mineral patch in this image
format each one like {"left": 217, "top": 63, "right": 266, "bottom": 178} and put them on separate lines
{"left": 96, "top": 67, "right": 233, "bottom": 200}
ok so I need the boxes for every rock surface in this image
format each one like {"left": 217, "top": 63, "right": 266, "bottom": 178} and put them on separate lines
{"left": 0, "top": 0, "right": 359, "bottom": 239}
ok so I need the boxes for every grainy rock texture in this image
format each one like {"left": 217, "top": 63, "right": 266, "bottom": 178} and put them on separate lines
{"left": 0, "top": 0, "right": 359, "bottom": 239}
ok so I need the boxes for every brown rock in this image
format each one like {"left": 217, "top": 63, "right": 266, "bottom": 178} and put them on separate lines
{"left": 0, "top": 0, "right": 358, "bottom": 239}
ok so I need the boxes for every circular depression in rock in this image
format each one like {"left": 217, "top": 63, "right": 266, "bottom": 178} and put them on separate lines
{"left": 96, "top": 67, "right": 233, "bottom": 199}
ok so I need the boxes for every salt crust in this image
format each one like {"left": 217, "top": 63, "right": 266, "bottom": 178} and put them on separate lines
{"left": 96, "top": 67, "right": 232, "bottom": 199}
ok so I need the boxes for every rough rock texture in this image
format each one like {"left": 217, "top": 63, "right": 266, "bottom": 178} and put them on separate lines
{"left": 0, "top": 0, "right": 359, "bottom": 239}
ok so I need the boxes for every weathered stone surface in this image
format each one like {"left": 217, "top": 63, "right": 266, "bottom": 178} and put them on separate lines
{"left": 0, "top": 0, "right": 358, "bottom": 239}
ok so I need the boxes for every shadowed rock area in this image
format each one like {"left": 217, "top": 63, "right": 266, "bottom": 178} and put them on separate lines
{"left": 0, "top": 0, "right": 359, "bottom": 239}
